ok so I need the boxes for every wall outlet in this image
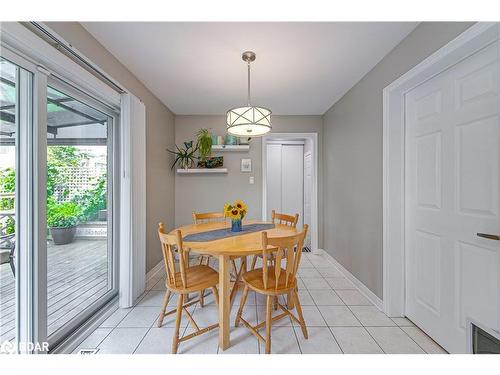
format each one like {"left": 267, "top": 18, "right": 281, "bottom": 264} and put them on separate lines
{"left": 249, "top": 176, "right": 254, "bottom": 184}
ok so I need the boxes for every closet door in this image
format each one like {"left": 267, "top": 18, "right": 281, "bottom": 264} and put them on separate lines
{"left": 281, "top": 145, "right": 304, "bottom": 227}
{"left": 266, "top": 144, "right": 282, "bottom": 219}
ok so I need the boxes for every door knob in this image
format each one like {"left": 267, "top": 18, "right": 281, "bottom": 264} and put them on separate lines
{"left": 477, "top": 233, "right": 500, "bottom": 241}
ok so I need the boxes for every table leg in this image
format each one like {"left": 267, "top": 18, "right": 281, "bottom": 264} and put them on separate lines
{"left": 218, "top": 254, "right": 230, "bottom": 350}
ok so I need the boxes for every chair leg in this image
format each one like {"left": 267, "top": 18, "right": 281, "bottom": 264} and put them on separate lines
{"left": 231, "top": 259, "right": 238, "bottom": 278}
{"left": 235, "top": 285, "right": 249, "bottom": 327}
{"left": 292, "top": 289, "right": 308, "bottom": 339}
{"left": 211, "top": 286, "right": 219, "bottom": 308}
{"left": 199, "top": 290, "right": 205, "bottom": 307}
{"left": 286, "top": 289, "right": 295, "bottom": 309}
{"left": 157, "top": 290, "right": 171, "bottom": 327}
{"left": 230, "top": 258, "right": 245, "bottom": 305}
{"left": 265, "top": 295, "right": 273, "bottom": 354}
{"left": 250, "top": 255, "right": 257, "bottom": 270}
{"left": 273, "top": 296, "right": 278, "bottom": 311}
{"left": 10, "top": 259, "right": 15, "bottom": 276}
{"left": 172, "top": 293, "right": 184, "bottom": 354}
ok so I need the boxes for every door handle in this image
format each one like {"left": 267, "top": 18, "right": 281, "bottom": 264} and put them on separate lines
{"left": 477, "top": 233, "right": 500, "bottom": 241}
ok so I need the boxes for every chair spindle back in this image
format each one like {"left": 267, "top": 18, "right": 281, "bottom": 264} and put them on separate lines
{"left": 192, "top": 211, "right": 226, "bottom": 224}
{"left": 261, "top": 224, "right": 308, "bottom": 290}
{"left": 271, "top": 210, "right": 299, "bottom": 227}
{"left": 158, "top": 223, "right": 189, "bottom": 289}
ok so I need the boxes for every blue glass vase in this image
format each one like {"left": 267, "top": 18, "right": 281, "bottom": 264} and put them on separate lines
{"left": 231, "top": 218, "right": 242, "bottom": 232}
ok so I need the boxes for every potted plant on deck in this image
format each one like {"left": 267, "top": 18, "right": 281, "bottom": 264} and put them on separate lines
{"left": 47, "top": 198, "right": 82, "bottom": 245}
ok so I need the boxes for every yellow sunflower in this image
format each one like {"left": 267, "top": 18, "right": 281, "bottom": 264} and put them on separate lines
{"left": 234, "top": 200, "right": 248, "bottom": 214}
{"left": 227, "top": 208, "right": 241, "bottom": 220}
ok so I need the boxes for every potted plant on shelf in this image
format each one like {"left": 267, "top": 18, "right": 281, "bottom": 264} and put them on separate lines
{"left": 47, "top": 198, "right": 82, "bottom": 245}
{"left": 167, "top": 141, "right": 198, "bottom": 170}
{"left": 196, "top": 128, "right": 213, "bottom": 161}
{"left": 196, "top": 129, "right": 224, "bottom": 169}
{"left": 224, "top": 200, "right": 248, "bottom": 232}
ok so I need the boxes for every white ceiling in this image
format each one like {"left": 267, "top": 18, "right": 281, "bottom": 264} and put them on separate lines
{"left": 81, "top": 22, "right": 418, "bottom": 115}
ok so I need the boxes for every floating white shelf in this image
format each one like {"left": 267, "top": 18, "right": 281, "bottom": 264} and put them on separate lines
{"left": 212, "top": 145, "right": 250, "bottom": 152}
{"left": 176, "top": 168, "right": 228, "bottom": 174}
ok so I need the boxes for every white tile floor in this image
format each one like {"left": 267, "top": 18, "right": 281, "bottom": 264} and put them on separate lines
{"left": 73, "top": 252, "right": 447, "bottom": 354}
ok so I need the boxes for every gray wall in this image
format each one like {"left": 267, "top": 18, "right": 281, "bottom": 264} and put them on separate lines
{"left": 45, "top": 22, "right": 176, "bottom": 272}
{"left": 174, "top": 115, "right": 323, "bottom": 247}
{"left": 322, "top": 22, "right": 474, "bottom": 299}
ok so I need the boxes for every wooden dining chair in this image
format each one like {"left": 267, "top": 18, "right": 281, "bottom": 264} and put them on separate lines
{"left": 192, "top": 211, "right": 226, "bottom": 267}
{"left": 192, "top": 211, "right": 227, "bottom": 306}
{"left": 250, "top": 210, "right": 299, "bottom": 270}
{"left": 235, "top": 225, "right": 309, "bottom": 354}
{"left": 157, "top": 223, "right": 220, "bottom": 354}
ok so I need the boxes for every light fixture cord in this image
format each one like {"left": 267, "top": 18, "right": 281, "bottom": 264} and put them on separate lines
{"left": 247, "top": 60, "right": 251, "bottom": 106}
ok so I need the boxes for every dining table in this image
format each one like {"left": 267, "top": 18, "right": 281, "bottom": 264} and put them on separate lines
{"left": 169, "top": 219, "right": 299, "bottom": 351}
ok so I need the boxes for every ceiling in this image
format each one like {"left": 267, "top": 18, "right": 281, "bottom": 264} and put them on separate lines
{"left": 82, "top": 22, "right": 418, "bottom": 115}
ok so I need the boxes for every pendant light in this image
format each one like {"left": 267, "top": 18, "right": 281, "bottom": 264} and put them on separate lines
{"left": 226, "top": 51, "right": 272, "bottom": 136}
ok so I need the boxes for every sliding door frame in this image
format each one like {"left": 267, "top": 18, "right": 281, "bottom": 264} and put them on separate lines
{"left": 44, "top": 76, "right": 120, "bottom": 347}
{"left": 1, "top": 46, "right": 48, "bottom": 353}
{"left": 1, "top": 40, "right": 121, "bottom": 351}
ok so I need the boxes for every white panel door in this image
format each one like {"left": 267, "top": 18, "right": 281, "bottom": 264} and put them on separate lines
{"left": 281, "top": 145, "right": 304, "bottom": 227}
{"left": 304, "top": 152, "right": 313, "bottom": 246}
{"left": 405, "top": 40, "right": 500, "bottom": 353}
{"left": 266, "top": 144, "right": 282, "bottom": 219}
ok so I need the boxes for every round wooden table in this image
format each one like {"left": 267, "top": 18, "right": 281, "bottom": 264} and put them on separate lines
{"left": 170, "top": 220, "right": 299, "bottom": 350}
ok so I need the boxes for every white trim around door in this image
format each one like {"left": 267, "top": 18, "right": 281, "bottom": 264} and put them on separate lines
{"left": 382, "top": 22, "right": 500, "bottom": 317}
{"left": 262, "top": 132, "right": 319, "bottom": 253}
{"left": 119, "top": 93, "right": 146, "bottom": 308}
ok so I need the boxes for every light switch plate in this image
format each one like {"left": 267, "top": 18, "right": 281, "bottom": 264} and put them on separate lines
{"left": 249, "top": 176, "right": 254, "bottom": 184}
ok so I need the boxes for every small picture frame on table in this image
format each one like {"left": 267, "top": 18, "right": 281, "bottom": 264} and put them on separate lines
{"left": 241, "top": 158, "right": 252, "bottom": 172}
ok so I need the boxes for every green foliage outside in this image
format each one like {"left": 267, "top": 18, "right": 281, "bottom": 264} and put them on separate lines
{"left": 0, "top": 145, "right": 107, "bottom": 232}
{"left": 0, "top": 168, "right": 15, "bottom": 234}
{"left": 47, "top": 198, "right": 82, "bottom": 228}
{"left": 74, "top": 174, "right": 107, "bottom": 222}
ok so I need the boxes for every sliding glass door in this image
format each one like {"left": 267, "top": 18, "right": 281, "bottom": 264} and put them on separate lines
{"left": 0, "top": 57, "right": 24, "bottom": 346}
{"left": 0, "top": 49, "right": 38, "bottom": 353}
{"left": 45, "top": 80, "right": 118, "bottom": 344}
{"left": 0, "top": 47, "right": 119, "bottom": 352}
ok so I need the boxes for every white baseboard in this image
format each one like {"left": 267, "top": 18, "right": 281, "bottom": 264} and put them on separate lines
{"left": 315, "top": 249, "right": 384, "bottom": 311}
{"left": 146, "top": 260, "right": 164, "bottom": 282}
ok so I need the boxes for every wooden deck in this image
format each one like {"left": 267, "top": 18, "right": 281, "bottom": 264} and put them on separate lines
{"left": 0, "top": 239, "right": 108, "bottom": 343}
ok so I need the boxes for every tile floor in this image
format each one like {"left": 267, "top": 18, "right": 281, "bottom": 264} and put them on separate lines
{"left": 73, "top": 252, "right": 447, "bottom": 354}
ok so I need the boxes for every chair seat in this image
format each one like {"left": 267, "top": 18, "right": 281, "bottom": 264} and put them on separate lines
{"left": 242, "top": 267, "right": 296, "bottom": 295}
{"left": 166, "top": 265, "right": 219, "bottom": 293}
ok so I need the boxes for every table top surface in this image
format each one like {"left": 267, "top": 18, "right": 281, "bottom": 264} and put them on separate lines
{"left": 170, "top": 220, "right": 299, "bottom": 256}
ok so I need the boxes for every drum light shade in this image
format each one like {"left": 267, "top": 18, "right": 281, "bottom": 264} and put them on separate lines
{"left": 226, "top": 105, "right": 272, "bottom": 136}
{"left": 226, "top": 51, "right": 272, "bottom": 137}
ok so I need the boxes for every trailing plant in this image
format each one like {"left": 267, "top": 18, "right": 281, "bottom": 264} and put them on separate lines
{"left": 167, "top": 142, "right": 198, "bottom": 169}
{"left": 47, "top": 197, "right": 82, "bottom": 228}
{"left": 196, "top": 128, "right": 213, "bottom": 161}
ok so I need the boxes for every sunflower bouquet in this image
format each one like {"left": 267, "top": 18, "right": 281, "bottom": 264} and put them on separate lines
{"left": 224, "top": 200, "right": 248, "bottom": 232}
